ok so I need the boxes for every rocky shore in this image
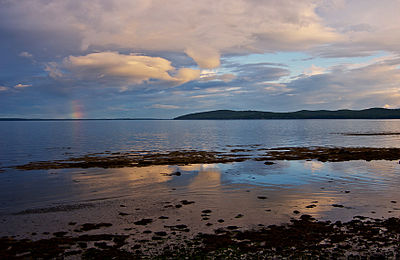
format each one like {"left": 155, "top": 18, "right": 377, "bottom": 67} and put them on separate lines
{"left": 2, "top": 146, "right": 400, "bottom": 258}
{"left": 1, "top": 215, "right": 400, "bottom": 258}
{"left": 8, "top": 146, "right": 400, "bottom": 171}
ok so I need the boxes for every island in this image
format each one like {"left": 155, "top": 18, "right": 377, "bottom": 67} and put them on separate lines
{"left": 174, "top": 108, "right": 400, "bottom": 120}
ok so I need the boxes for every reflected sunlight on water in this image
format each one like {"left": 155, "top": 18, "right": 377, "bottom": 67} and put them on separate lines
{"left": 2, "top": 120, "right": 400, "bottom": 238}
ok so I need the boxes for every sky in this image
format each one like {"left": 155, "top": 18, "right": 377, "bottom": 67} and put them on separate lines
{"left": 1, "top": 0, "right": 400, "bottom": 119}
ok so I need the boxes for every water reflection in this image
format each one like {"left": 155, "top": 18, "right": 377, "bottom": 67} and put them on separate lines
{"left": 2, "top": 158, "right": 400, "bottom": 241}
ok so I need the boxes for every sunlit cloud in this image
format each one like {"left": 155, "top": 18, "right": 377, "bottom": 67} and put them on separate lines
{"left": 62, "top": 52, "right": 200, "bottom": 85}
{"left": 151, "top": 104, "right": 180, "bottom": 109}
{"left": 304, "top": 64, "right": 326, "bottom": 76}
{"left": 14, "top": 83, "right": 32, "bottom": 88}
{"left": 2, "top": 0, "right": 400, "bottom": 118}
{"left": 19, "top": 51, "right": 33, "bottom": 58}
{"left": 0, "top": 0, "right": 340, "bottom": 68}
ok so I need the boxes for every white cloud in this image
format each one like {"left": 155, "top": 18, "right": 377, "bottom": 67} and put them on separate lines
{"left": 287, "top": 56, "right": 400, "bottom": 108}
{"left": 0, "top": 86, "right": 8, "bottom": 91}
{"left": 304, "top": 64, "right": 325, "bottom": 76}
{"left": 200, "top": 70, "right": 236, "bottom": 82}
{"left": 44, "top": 62, "right": 63, "bottom": 78}
{"left": 62, "top": 52, "right": 200, "bottom": 85}
{"left": 315, "top": 0, "right": 400, "bottom": 57}
{"left": 19, "top": 51, "right": 33, "bottom": 58}
{"left": 1, "top": 0, "right": 340, "bottom": 67}
{"left": 14, "top": 83, "right": 32, "bottom": 88}
{"left": 151, "top": 104, "right": 180, "bottom": 109}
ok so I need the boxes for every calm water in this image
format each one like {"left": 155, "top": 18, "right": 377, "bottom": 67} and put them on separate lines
{"left": 1, "top": 119, "right": 400, "bottom": 235}
{"left": 1, "top": 119, "right": 400, "bottom": 167}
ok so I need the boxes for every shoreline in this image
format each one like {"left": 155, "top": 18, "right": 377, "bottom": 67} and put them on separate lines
{"left": 2, "top": 147, "right": 400, "bottom": 258}
{"left": 1, "top": 214, "right": 400, "bottom": 258}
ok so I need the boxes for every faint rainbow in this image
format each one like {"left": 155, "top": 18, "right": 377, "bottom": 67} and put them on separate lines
{"left": 71, "top": 100, "right": 84, "bottom": 119}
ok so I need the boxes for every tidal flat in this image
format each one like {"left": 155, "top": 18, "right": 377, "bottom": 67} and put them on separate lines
{"left": 2, "top": 146, "right": 400, "bottom": 258}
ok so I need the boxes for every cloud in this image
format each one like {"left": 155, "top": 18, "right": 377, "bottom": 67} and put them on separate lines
{"left": 263, "top": 83, "right": 292, "bottom": 95}
{"left": 151, "top": 104, "right": 180, "bottom": 109}
{"left": 231, "top": 63, "right": 290, "bottom": 82}
{"left": 286, "top": 55, "right": 400, "bottom": 108}
{"left": 315, "top": 0, "right": 400, "bottom": 57}
{"left": 199, "top": 70, "right": 236, "bottom": 82}
{"left": 62, "top": 52, "right": 200, "bottom": 85}
{"left": 19, "top": 51, "right": 33, "bottom": 58}
{"left": 304, "top": 64, "right": 325, "bottom": 76}
{"left": 14, "top": 83, "right": 32, "bottom": 88}
{"left": 0, "top": 86, "right": 8, "bottom": 91}
{"left": 0, "top": 0, "right": 340, "bottom": 67}
{"left": 44, "top": 62, "right": 63, "bottom": 78}
{"left": 185, "top": 47, "right": 220, "bottom": 69}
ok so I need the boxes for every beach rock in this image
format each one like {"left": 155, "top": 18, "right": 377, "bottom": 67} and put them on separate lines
{"left": 134, "top": 219, "right": 153, "bottom": 226}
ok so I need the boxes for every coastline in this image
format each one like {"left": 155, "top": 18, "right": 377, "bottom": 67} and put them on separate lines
{"left": 1, "top": 146, "right": 400, "bottom": 258}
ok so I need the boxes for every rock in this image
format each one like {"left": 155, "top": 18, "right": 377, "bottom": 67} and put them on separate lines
{"left": 264, "top": 161, "right": 275, "bottom": 165}
{"left": 154, "top": 231, "right": 167, "bottom": 236}
{"left": 306, "top": 204, "right": 317, "bottom": 208}
{"left": 180, "top": 200, "right": 195, "bottom": 205}
{"left": 134, "top": 219, "right": 153, "bottom": 226}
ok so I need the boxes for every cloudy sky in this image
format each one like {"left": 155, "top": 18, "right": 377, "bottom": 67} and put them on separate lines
{"left": 1, "top": 0, "right": 400, "bottom": 118}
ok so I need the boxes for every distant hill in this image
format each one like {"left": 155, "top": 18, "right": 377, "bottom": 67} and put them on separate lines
{"left": 174, "top": 108, "right": 400, "bottom": 120}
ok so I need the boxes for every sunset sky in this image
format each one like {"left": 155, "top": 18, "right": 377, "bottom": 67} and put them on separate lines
{"left": 1, "top": 0, "right": 400, "bottom": 118}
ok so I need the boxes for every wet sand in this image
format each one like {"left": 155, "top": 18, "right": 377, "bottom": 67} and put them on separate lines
{"left": 1, "top": 147, "right": 400, "bottom": 258}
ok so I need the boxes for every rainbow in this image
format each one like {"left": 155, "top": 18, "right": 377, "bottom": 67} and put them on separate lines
{"left": 71, "top": 100, "right": 84, "bottom": 119}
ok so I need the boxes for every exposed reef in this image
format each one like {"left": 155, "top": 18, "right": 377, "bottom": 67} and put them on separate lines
{"left": 10, "top": 146, "right": 400, "bottom": 171}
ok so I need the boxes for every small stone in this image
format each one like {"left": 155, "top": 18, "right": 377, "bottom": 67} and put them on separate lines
{"left": 134, "top": 218, "right": 153, "bottom": 225}
{"left": 154, "top": 231, "right": 167, "bottom": 236}
{"left": 226, "top": 226, "right": 239, "bottom": 230}
{"left": 181, "top": 200, "right": 195, "bottom": 205}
